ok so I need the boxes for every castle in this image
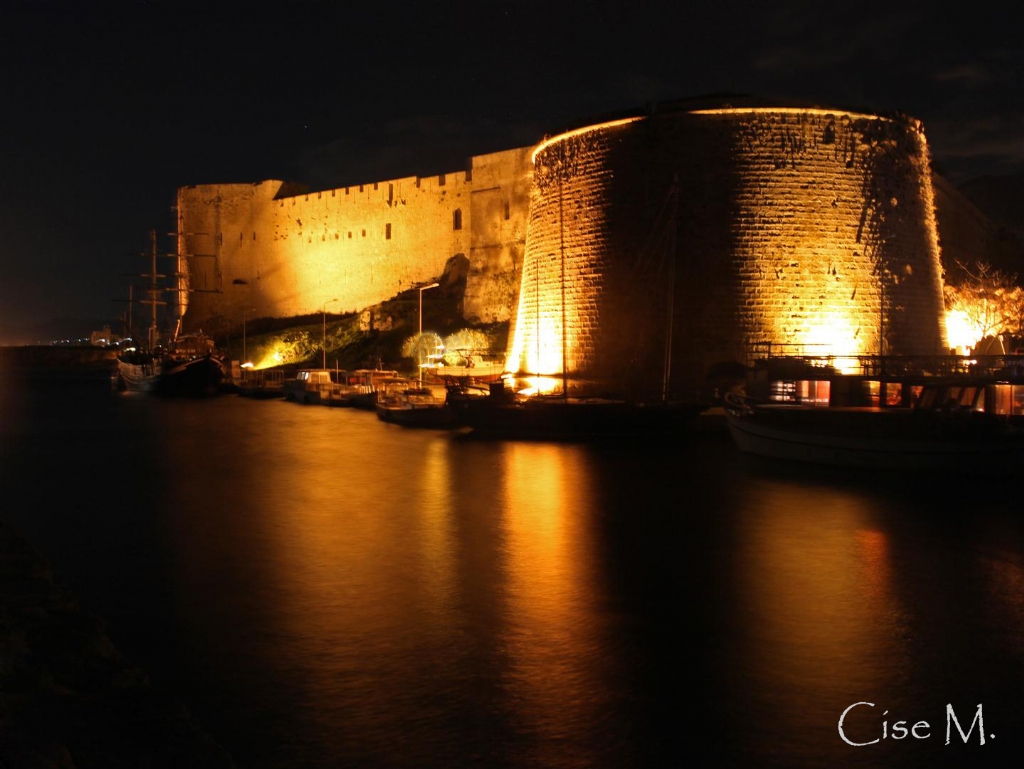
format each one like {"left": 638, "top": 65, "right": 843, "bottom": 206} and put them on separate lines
{"left": 176, "top": 96, "right": 956, "bottom": 401}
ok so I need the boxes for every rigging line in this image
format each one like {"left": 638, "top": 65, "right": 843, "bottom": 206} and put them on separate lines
{"left": 620, "top": 186, "right": 678, "bottom": 309}
{"left": 627, "top": 182, "right": 677, "bottom": 277}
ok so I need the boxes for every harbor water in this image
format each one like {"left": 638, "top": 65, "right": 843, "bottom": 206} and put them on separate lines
{"left": 1, "top": 365, "right": 1023, "bottom": 768}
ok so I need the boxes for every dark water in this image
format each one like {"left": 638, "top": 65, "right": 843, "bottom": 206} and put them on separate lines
{"left": 2, "top": 367, "right": 1023, "bottom": 768}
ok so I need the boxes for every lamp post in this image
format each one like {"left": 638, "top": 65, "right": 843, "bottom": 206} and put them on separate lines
{"left": 322, "top": 298, "right": 338, "bottom": 369}
{"left": 242, "top": 307, "right": 256, "bottom": 366}
{"left": 418, "top": 282, "right": 440, "bottom": 383}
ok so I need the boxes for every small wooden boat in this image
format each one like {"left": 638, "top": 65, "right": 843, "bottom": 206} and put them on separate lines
{"left": 327, "top": 369, "right": 401, "bottom": 409}
{"left": 723, "top": 376, "right": 1024, "bottom": 474}
{"left": 283, "top": 369, "right": 342, "bottom": 405}
{"left": 237, "top": 368, "right": 286, "bottom": 399}
{"left": 375, "top": 381, "right": 455, "bottom": 429}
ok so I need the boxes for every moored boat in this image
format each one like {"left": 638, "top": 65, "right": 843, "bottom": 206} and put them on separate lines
{"left": 114, "top": 349, "right": 162, "bottom": 393}
{"left": 113, "top": 230, "right": 227, "bottom": 397}
{"left": 283, "top": 369, "right": 343, "bottom": 405}
{"left": 375, "top": 380, "right": 455, "bottom": 428}
{"left": 723, "top": 376, "right": 1024, "bottom": 474}
{"left": 448, "top": 382, "right": 705, "bottom": 440}
{"left": 327, "top": 369, "right": 401, "bottom": 409}
{"left": 153, "top": 351, "right": 227, "bottom": 397}
{"left": 237, "top": 367, "right": 286, "bottom": 399}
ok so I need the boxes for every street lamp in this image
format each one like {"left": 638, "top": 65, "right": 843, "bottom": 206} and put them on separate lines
{"left": 418, "top": 282, "right": 440, "bottom": 383}
{"left": 322, "top": 298, "right": 338, "bottom": 369}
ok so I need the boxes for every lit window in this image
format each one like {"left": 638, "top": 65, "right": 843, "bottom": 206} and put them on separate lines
{"left": 862, "top": 380, "right": 880, "bottom": 406}
{"left": 885, "top": 382, "right": 902, "bottom": 407}
{"left": 770, "top": 380, "right": 795, "bottom": 402}
{"left": 994, "top": 384, "right": 1012, "bottom": 415}
{"left": 959, "top": 386, "right": 978, "bottom": 408}
{"left": 1013, "top": 385, "right": 1024, "bottom": 415}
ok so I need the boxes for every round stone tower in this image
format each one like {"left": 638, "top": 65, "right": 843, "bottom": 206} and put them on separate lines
{"left": 506, "top": 96, "right": 947, "bottom": 402}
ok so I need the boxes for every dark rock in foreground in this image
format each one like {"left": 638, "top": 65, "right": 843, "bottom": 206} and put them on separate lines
{"left": 0, "top": 523, "right": 236, "bottom": 769}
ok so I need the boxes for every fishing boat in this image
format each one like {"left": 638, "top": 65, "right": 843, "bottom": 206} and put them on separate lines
{"left": 723, "top": 375, "right": 1024, "bottom": 474}
{"left": 283, "top": 368, "right": 344, "bottom": 405}
{"left": 236, "top": 367, "right": 286, "bottom": 399}
{"left": 327, "top": 368, "right": 401, "bottom": 409}
{"left": 375, "top": 380, "right": 455, "bottom": 428}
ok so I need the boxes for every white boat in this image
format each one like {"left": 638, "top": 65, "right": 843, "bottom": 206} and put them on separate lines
{"left": 326, "top": 369, "right": 401, "bottom": 409}
{"left": 283, "top": 369, "right": 343, "bottom": 405}
{"left": 724, "top": 377, "right": 1024, "bottom": 474}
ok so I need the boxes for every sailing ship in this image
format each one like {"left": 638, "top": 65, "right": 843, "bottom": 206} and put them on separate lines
{"left": 113, "top": 229, "right": 226, "bottom": 396}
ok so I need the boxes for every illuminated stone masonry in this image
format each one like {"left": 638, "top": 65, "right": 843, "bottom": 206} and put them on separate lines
{"left": 508, "top": 101, "right": 946, "bottom": 400}
{"left": 177, "top": 97, "right": 948, "bottom": 401}
{"left": 176, "top": 146, "right": 533, "bottom": 333}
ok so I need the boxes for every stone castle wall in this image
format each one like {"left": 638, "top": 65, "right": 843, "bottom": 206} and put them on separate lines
{"left": 177, "top": 148, "right": 533, "bottom": 334}
{"left": 176, "top": 100, "right": 948, "bottom": 401}
{"left": 507, "top": 107, "right": 946, "bottom": 400}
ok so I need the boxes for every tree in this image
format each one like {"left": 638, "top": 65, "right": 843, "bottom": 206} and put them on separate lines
{"left": 943, "top": 261, "right": 1024, "bottom": 348}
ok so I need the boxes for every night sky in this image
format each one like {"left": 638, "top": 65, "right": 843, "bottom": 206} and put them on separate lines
{"left": 1, "top": 1, "right": 1020, "bottom": 338}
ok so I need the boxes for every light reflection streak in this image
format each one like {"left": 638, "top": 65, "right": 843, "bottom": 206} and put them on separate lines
{"left": 498, "top": 442, "right": 608, "bottom": 766}
{"left": 412, "top": 436, "right": 456, "bottom": 621}
{"left": 157, "top": 409, "right": 620, "bottom": 765}
{"left": 731, "top": 481, "right": 909, "bottom": 753}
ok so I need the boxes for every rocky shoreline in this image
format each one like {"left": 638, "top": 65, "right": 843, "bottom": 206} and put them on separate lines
{"left": 0, "top": 522, "right": 236, "bottom": 768}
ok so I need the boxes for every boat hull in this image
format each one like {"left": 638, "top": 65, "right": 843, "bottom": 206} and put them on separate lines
{"left": 726, "top": 405, "right": 1024, "bottom": 473}
{"left": 153, "top": 355, "right": 226, "bottom": 398}
{"left": 376, "top": 403, "right": 456, "bottom": 429}
{"left": 450, "top": 393, "right": 704, "bottom": 440}
{"left": 115, "top": 356, "right": 162, "bottom": 393}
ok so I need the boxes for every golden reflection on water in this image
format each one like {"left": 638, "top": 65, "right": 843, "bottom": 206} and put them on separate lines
{"left": 498, "top": 441, "right": 607, "bottom": 766}
{"left": 411, "top": 435, "right": 457, "bottom": 621}
{"left": 154, "top": 400, "right": 617, "bottom": 765}
{"left": 733, "top": 479, "right": 910, "bottom": 756}
{"left": 15, "top": 374, "right": 1024, "bottom": 767}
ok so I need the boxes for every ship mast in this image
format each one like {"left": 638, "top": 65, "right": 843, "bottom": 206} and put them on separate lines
{"left": 138, "top": 228, "right": 167, "bottom": 350}
{"left": 662, "top": 176, "right": 678, "bottom": 403}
